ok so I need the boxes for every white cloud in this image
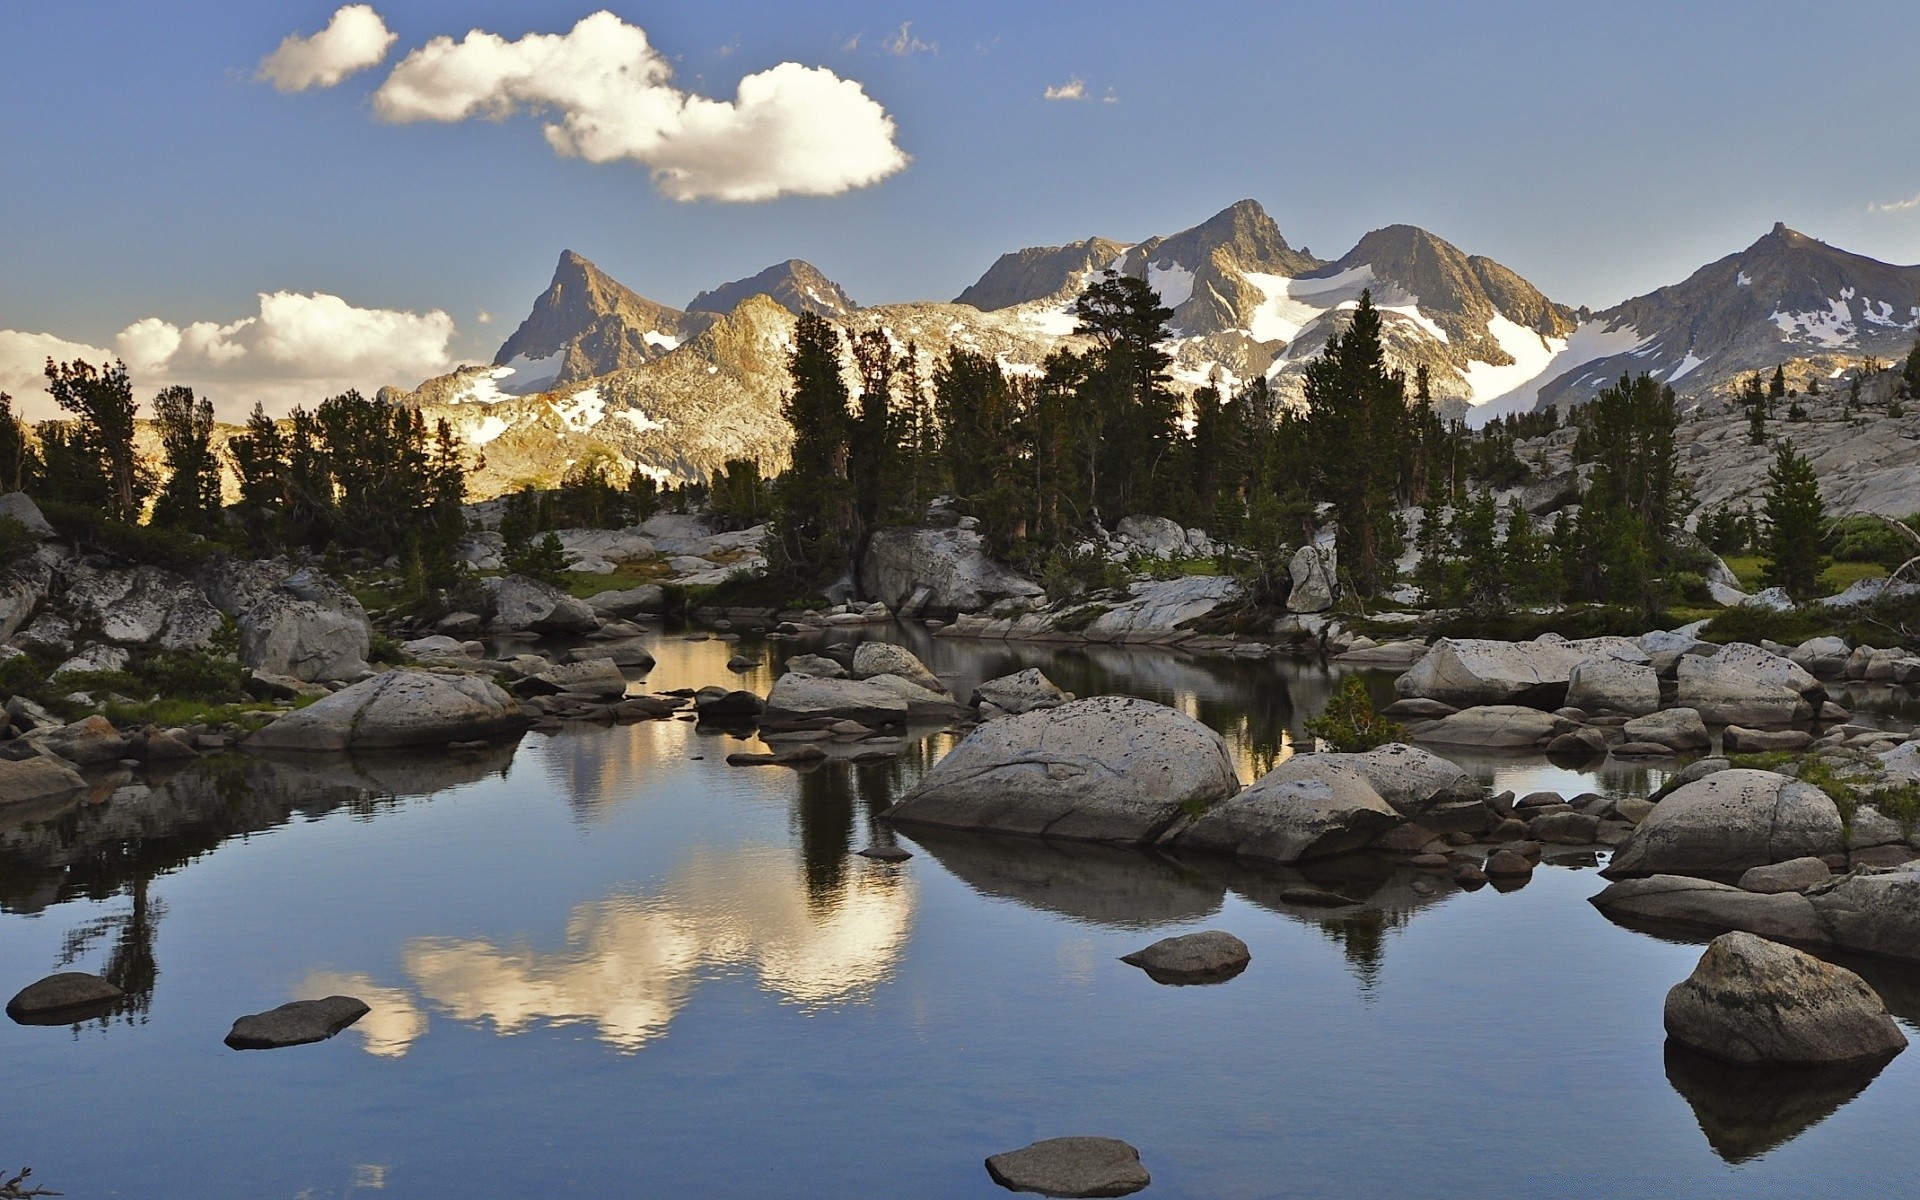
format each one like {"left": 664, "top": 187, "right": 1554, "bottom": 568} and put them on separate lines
{"left": 1044, "top": 77, "right": 1086, "bottom": 101}
{"left": 370, "top": 11, "right": 907, "bottom": 202}
{"left": 1, "top": 292, "right": 455, "bottom": 421}
{"left": 1869, "top": 191, "right": 1920, "bottom": 213}
{"left": 882, "top": 22, "right": 936, "bottom": 56}
{"left": 258, "top": 4, "right": 397, "bottom": 93}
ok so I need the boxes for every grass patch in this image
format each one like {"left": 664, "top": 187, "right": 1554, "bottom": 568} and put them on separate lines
{"left": 1719, "top": 554, "right": 1885, "bottom": 595}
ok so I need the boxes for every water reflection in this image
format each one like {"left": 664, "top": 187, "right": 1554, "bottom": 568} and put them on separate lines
{"left": 1663, "top": 1041, "right": 1892, "bottom": 1164}
{"left": 399, "top": 846, "right": 913, "bottom": 1053}
{"left": 299, "top": 970, "right": 428, "bottom": 1059}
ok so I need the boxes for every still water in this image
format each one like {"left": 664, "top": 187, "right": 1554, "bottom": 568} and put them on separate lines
{"left": 3, "top": 627, "right": 1917, "bottom": 1198}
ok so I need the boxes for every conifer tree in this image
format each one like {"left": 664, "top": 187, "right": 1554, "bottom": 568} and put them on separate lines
{"left": 1905, "top": 334, "right": 1920, "bottom": 398}
{"left": 150, "top": 385, "right": 223, "bottom": 535}
{"left": 1742, "top": 373, "right": 1768, "bottom": 445}
{"left": 43, "top": 357, "right": 151, "bottom": 522}
{"left": 228, "top": 402, "right": 287, "bottom": 550}
{"left": 1761, "top": 441, "right": 1827, "bottom": 599}
{"left": 1770, "top": 364, "right": 1787, "bottom": 401}
{"left": 1453, "top": 491, "right": 1504, "bottom": 612}
{"left": 771, "top": 312, "right": 854, "bottom": 582}
{"left": 1302, "top": 290, "right": 1407, "bottom": 595}
{"left": 0, "top": 393, "right": 37, "bottom": 494}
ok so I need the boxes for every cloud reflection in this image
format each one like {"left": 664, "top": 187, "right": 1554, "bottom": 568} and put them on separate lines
{"left": 299, "top": 970, "right": 429, "bottom": 1058}
{"left": 398, "top": 847, "right": 913, "bottom": 1052}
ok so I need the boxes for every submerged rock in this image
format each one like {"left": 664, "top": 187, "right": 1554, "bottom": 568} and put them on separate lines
{"left": 985, "top": 1137, "right": 1150, "bottom": 1198}
{"left": 1664, "top": 933, "right": 1906, "bottom": 1067}
{"left": 1411, "top": 705, "right": 1568, "bottom": 749}
{"left": 886, "top": 696, "right": 1239, "bottom": 844}
{"left": 0, "top": 756, "right": 88, "bottom": 807}
{"left": 1120, "top": 930, "right": 1250, "bottom": 984}
{"left": 224, "top": 995, "right": 371, "bottom": 1050}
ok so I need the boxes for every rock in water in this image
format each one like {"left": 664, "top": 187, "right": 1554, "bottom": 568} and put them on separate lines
{"left": 972, "top": 668, "right": 1071, "bottom": 716}
{"left": 225, "top": 995, "right": 371, "bottom": 1050}
{"left": 1120, "top": 930, "right": 1250, "bottom": 984}
{"left": 246, "top": 670, "right": 526, "bottom": 752}
{"left": 1674, "top": 643, "right": 1823, "bottom": 727}
{"left": 885, "top": 696, "right": 1240, "bottom": 844}
{"left": 985, "top": 1137, "right": 1151, "bottom": 1198}
{"left": 1171, "top": 757, "right": 1397, "bottom": 865}
{"left": 850, "top": 642, "right": 946, "bottom": 694}
{"left": 1664, "top": 932, "right": 1906, "bottom": 1067}
{"left": 0, "top": 757, "right": 89, "bottom": 807}
{"left": 7, "top": 972, "right": 123, "bottom": 1023}
{"left": 1603, "top": 769, "right": 1845, "bottom": 878}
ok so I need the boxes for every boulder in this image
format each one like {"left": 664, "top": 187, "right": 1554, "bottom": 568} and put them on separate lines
{"left": 1334, "top": 639, "right": 1428, "bottom": 667}
{"left": 0, "top": 492, "right": 54, "bottom": 538}
{"left": 1119, "top": 930, "right": 1250, "bottom": 984}
{"left": 434, "top": 611, "right": 485, "bottom": 637}
{"left": 51, "top": 643, "right": 129, "bottom": 677}
{"left": 1675, "top": 644, "right": 1823, "bottom": 727}
{"left": 1116, "top": 514, "right": 1188, "bottom": 557}
{"left": 1566, "top": 659, "right": 1661, "bottom": 716}
{"left": 857, "top": 673, "right": 967, "bottom": 717}
{"left": 28, "top": 715, "right": 128, "bottom": 765}
{"left": 1411, "top": 705, "right": 1568, "bottom": 749}
{"left": 480, "top": 575, "right": 599, "bottom": 635}
{"left": 0, "top": 556, "right": 52, "bottom": 642}
{"left": 763, "top": 675, "right": 911, "bottom": 725}
{"left": 850, "top": 642, "right": 946, "bottom": 693}
{"left": 1603, "top": 769, "right": 1846, "bottom": 878}
{"left": 1651, "top": 757, "right": 1732, "bottom": 802}
{"left": 402, "top": 635, "right": 477, "bottom": 666}
{"left": 1739, "top": 858, "right": 1833, "bottom": 894}
{"left": 984, "top": 1138, "right": 1150, "bottom": 1199}
{"left": 240, "top": 593, "right": 372, "bottom": 683}
{"left": 692, "top": 687, "right": 765, "bottom": 719}
{"left": 1808, "top": 867, "right": 1920, "bottom": 962}
{"left": 1622, "top": 708, "right": 1712, "bottom": 753}
{"left": 1286, "top": 544, "right": 1338, "bottom": 613}
{"left": 783, "top": 653, "right": 847, "bottom": 678}
{"left": 224, "top": 995, "right": 371, "bottom": 1050}
{"left": 1394, "top": 635, "right": 1648, "bottom": 708}
{"left": 1642, "top": 626, "right": 1714, "bottom": 676}
{"left": 972, "top": 668, "right": 1071, "bottom": 716}
{"left": 574, "top": 638, "right": 655, "bottom": 669}
{"left": 1548, "top": 727, "right": 1611, "bottom": 756}
{"left": 885, "top": 696, "right": 1240, "bottom": 844}
{"left": 1664, "top": 933, "right": 1906, "bottom": 1067}
{"left": 1790, "top": 636, "right": 1853, "bottom": 679}
{"left": 1722, "top": 727, "right": 1815, "bottom": 754}
{"left": 1304, "top": 743, "right": 1481, "bottom": 817}
{"left": 1171, "top": 757, "right": 1399, "bottom": 865}
{"left": 0, "top": 756, "right": 89, "bottom": 805}
{"left": 7, "top": 972, "right": 122, "bottom": 1022}
{"left": 246, "top": 670, "right": 526, "bottom": 752}
{"left": 859, "top": 526, "right": 1044, "bottom": 614}
{"left": 59, "top": 562, "right": 224, "bottom": 650}
{"left": 526, "top": 659, "right": 629, "bottom": 700}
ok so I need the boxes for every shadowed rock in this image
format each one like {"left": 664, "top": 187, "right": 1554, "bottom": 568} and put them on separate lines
{"left": 1664, "top": 932, "right": 1906, "bottom": 1067}
{"left": 1120, "top": 930, "right": 1250, "bottom": 984}
{"left": 225, "top": 995, "right": 371, "bottom": 1049}
{"left": 985, "top": 1137, "right": 1150, "bottom": 1197}
{"left": 7, "top": 972, "right": 123, "bottom": 1024}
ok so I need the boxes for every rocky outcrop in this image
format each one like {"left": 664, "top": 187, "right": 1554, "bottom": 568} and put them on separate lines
{"left": 1622, "top": 708, "right": 1712, "bottom": 752}
{"left": 1394, "top": 635, "right": 1647, "bottom": 708}
{"left": 1302, "top": 743, "right": 1481, "bottom": 817}
{"left": 849, "top": 642, "right": 945, "bottom": 694}
{"left": 1410, "top": 705, "right": 1570, "bottom": 749}
{"left": 885, "top": 696, "right": 1240, "bottom": 843}
{"left": 1604, "top": 770, "right": 1845, "bottom": 878}
{"left": 59, "top": 561, "right": 224, "bottom": 651}
{"left": 1565, "top": 658, "right": 1661, "bottom": 716}
{"left": 200, "top": 559, "right": 373, "bottom": 683}
{"left": 247, "top": 670, "right": 527, "bottom": 752}
{"left": 584, "top": 584, "right": 666, "bottom": 616}
{"left": 0, "top": 492, "right": 55, "bottom": 539}
{"left": 971, "top": 668, "right": 1071, "bottom": 716}
{"left": 763, "top": 675, "right": 911, "bottom": 725}
{"left": 1664, "top": 933, "right": 1906, "bottom": 1067}
{"left": 1674, "top": 644, "right": 1824, "bottom": 727}
{"left": 1083, "top": 575, "right": 1240, "bottom": 639}
{"left": 1170, "top": 756, "right": 1399, "bottom": 864}
{"left": 480, "top": 575, "right": 599, "bottom": 635}
{"left": 859, "top": 526, "right": 1044, "bottom": 614}
{"left": 1286, "top": 544, "right": 1337, "bottom": 613}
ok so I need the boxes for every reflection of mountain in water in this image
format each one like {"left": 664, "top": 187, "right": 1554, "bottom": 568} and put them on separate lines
{"left": 0, "top": 749, "right": 514, "bottom": 1019}
{"left": 1663, "top": 1041, "right": 1891, "bottom": 1164}
{"left": 400, "top": 846, "right": 914, "bottom": 1053}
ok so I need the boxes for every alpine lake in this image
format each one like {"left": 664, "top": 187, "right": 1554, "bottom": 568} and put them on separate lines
{"left": 6, "top": 623, "right": 1920, "bottom": 1199}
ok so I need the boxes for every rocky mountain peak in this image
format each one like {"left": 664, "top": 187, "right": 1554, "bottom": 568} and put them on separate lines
{"left": 492, "top": 250, "right": 703, "bottom": 389}
{"left": 954, "top": 236, "right": 1134, "bottom": 311}
{"left": 1131, "top": 199, "right": 1321, "bottom": 281}
{"left": 687, "top": 259, "right": 858, "bottom": 319}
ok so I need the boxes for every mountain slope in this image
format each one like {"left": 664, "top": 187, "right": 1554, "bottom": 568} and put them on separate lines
{"left": 688, "top": 260, "right": 859, "bottom": 319}
{"left": 954, "top": 237, "right": 1133, "bottom": 310}
{"left": 491, "top": 250, "right": 707, "bottom": 392}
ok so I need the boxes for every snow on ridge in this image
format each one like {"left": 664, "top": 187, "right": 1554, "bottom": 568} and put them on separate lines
{"left": 1147, "top": 262, "right": 1196, "bottom": 310}
{"left": 554, "top": 386, "right": 606, "bottom": 431}
{"left": 616, "top": 408, "right": 664, "bottom": 433}
{"left": 1465, "top": 319, "right": 1650, "bottom": 428}
{"left": 495, "top": 352, "right": 561, "bottom": 395}
{"left": 644, "top": 331, "right": 681, "bottom": 352}
{"left": 1669, "top": 353, "right": 1707, "bottom": 382}
{"left": 1771, "top": 299, "right": 1858, "bottom": 348}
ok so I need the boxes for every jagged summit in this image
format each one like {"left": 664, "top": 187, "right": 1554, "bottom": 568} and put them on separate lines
{"left": 687, "top": 260, "right": 858, "bottom": 319}
{"left": 492, "top": 250, "right": 701, "bottom": 391}
{"left": 954, "top": 236, "right": 1133, "bottom": 311}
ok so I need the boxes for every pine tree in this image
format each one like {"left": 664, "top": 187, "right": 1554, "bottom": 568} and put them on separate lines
{"left": 43, "top": 357, "right": 152, "bottom": 522}
{"left": 1743, "top": 373, "right": 1768, "bottom": 445}
{"left": 0, "top": 393, "right": 38, "bottom": 494}
{"left": 227, "top": 403, "right": 288, "bottom": 550}
{"left": 1412, "top": 492, "right": 1452, "bottom": 607}
{"left": 771, "top": 312, "right": 854, "bottom": 583}
{"left": 1069, "top": 271, "right": 1181, "bottom": 520}
{"left": 1302, "top": 290, "right": 1407, "bottom": 596}
{"left": 1453, "top": 491, "right": 1504, "bottom": 612}
{"left": 1761, "top": 441, "right": 1827, "bottom": 599}
{"left": 1770, "top": 364, "right": 1788, "bottom": 401}
{"left": 150, "top": 385, "right": 223, "bottom": 534}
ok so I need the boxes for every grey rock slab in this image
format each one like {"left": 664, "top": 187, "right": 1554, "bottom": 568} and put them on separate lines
{"left": 972, "top": 668, "right": 1071, "bottom": 716}
{"left": 985, "top": 1137, "right": 1150, "bottom": 1198}
{"left": 850, "top": 642, "right": 946, "bottom": 694}
{"left": 225, "top": 995, "right": 371, "bottom": 1050}
{"left": 1411, "top": 705, "right": 1568, "bottom": 749}
{"left": 1589, "top": 875, "right": 1828, "bottom": 944}
{"left": 1676, "top": 643, "right": 1823, "bottom": 727}
{"left": 1623, "top": 708, "right": 1712, "bottom": 752}
{"left": 247, "top": 670, "right": 525, "bottom": 752}
{"left": 763, "top": 674, "right": 911, "bottom": 725}
{"left": 1120, "top": 929, "right": 1250, "bottom": 984}
{"left": 1304, "top": 743, "right": 1482, "bottom": 817}
{"left": 1172, "top": 757, "right": 1398, "bottom": 865}
{"left": 1739, "top": 857, "right": 1833, "bottom": 894}
{"left": 1665, "top": 932, "right": 1906, "bottom": 1067}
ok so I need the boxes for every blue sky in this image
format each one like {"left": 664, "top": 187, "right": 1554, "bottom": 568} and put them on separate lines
{"left": 5, "top": 1, "right": 1920, "bottom": 415}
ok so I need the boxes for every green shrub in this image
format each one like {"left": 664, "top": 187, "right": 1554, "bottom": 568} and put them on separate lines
{"left": 1305, "top": 676, "right": 1405, "bottom": 752}
{"left": 1699, "top": 605, "right": 1835, "bottom": 646}
{"left": 368, "top": 632, "right": 406, "bottom": 666}
{"left": 142, "top": 648, "right": 249, "bottom": 703}
{"left": 37, "top": 500, "right": 213, "bottom": 570}
{"left": 0, "top": 652, "right": 46, "bottom": 696}
{"left": 0, "top": 516, "right": 37, "bottom": 566}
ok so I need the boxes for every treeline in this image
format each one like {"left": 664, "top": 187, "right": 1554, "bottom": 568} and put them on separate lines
{"left": 0, "top": 359, "right": 470, "bottom": 582}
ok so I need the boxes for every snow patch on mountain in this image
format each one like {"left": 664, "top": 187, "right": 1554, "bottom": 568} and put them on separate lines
{"left": 1467, "top": 320, "right": 1652, "bottom": 426}
{"left": 1147, "top": 263, "right": 1195, "bottom": 311}
{"left": 555, "top": 386, "right": 606, "bottom": 431}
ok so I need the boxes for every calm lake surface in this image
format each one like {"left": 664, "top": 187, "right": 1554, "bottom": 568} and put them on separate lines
{"left": 5, "top": 625, "right": 1918, "bottom": 1199}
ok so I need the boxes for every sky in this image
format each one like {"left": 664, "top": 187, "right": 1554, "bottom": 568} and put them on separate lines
{"left": 6, "top": 0, "right": 1920, "bottom": 419}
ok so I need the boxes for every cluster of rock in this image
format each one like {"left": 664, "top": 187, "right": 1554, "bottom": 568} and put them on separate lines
{"left": 456, "top": 512, "right": 768, "bottom": 585}
{"left": 8, "top": 968, "right": 372, "bottom": 1051}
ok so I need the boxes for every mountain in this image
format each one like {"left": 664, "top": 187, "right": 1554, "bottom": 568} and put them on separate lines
{"left": 1517, "top": 224, "right": 1920, "bottom": 416}
{"left": 954, "top": 236, "right": 1132, "bottom": 310}
{"left": 687, "top": 260, "right": 858, "bottom": 319}
{"left": 490, "top": 250, "right": 708, "bottom": 393}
